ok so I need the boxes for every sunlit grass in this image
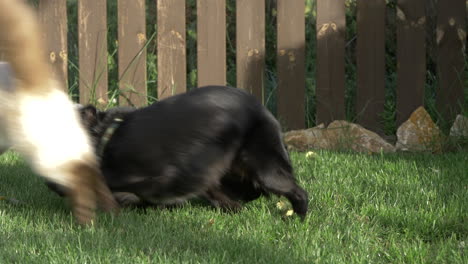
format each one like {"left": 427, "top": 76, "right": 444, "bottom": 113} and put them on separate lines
{"left": 1, "top": 150, "right": 466, "bottom": 263}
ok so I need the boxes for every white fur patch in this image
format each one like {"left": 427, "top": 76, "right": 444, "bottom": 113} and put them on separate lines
{"left": 12, "top": 87, "right": 94, "bottom": 186}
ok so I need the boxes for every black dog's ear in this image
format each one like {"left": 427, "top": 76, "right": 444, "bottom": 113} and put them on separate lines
{"left": 97, "top": 110, "right": 107, "bottom": 122}
{"left": 79, "top": 104, "right": 98, "bottom": 121}
{"left": 78, "top": 105, "right": 101, "bottom": 130}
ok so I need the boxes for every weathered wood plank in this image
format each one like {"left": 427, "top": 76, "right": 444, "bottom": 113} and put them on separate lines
{"left": 396, "top": 0, "right": 426, "bottom": 125}
{"left": 78, "top": 0, "right": 108, "bottom": 105}
{"left": 197, "top": 0, "right": 226, "bottom": 87}
{"left": 157, "top": 0, "right": 186, "bottom": 99}
{"left": 436, "top": 0, "right": 466, "bottom": 122}
{"left": 236, "top": 0, "right": 265, "bottom": 102}
{"left": 118, "top": 0, "right": 147, "bottom": 107}
{"left": 356, "top": 0, "right": 386, "bottom": 132}
{"left": 316, "top": 0, "right": 345, "bottom": 125}
{"left": 277, "top": 0, "right": 305, "bottom": 130}
{"left": 38, "top": 0, "right": 68, "bottom": 90}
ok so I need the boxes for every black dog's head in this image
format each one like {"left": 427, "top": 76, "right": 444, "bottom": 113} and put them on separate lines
{"left": 76, "top": 105, "right": 135, "bottom": 143}
{"left": 77, "top": 105, "right": 103, "bottom": 137}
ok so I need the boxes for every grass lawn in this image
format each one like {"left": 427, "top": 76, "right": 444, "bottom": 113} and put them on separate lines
{"left": 0, "top": 150, "right": 466, "bottom": 263}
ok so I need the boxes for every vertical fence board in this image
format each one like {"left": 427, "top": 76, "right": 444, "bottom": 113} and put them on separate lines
{"left": 236, "top": 0, "right": 265, "bottom": 102}
{"left": 277, "top": 0, "right": 305, "bottom": 130}
{"left": 436, "top": 0, "right": 466, "bottom": 122}
{"left": 396, "top": 0, "right": 426, "bottom": 125}
{"left": 38, "top": 0, "right": 68, "bottom": 90}
{"left": 118, "top": 0, "right": 147, "bottom": 107}
{"left": 356, "top": 0, "right": 386, "bottom": 132}
{"left": 157, "top": 0, "right": 186, "bottom": 99}
{"left": 197, "top": 0, "right": 226, "bottom": 86}
{"left": 316, "top": 0, "right": 345, "bottom": 125}
{"left": 78, "top": 0, "right": 108, "bottom": 105}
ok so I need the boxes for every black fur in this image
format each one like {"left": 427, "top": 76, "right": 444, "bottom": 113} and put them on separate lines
{"left": 50, "top": 86, "right": 309, "bottom": 218}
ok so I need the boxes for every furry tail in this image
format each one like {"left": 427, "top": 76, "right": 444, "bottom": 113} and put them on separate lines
{"left": 0, "top": 0, "right": 51, "bottom": 90}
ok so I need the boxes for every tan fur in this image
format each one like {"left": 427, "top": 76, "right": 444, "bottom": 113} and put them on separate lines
{"left": 0, "top": 0, "right": 118, "bottom": 225}
{"left": 65, "top": 160, "right": 119, "bottom": 224}
{"left": 0, "top": 0, "right": 48, "bottom": 91}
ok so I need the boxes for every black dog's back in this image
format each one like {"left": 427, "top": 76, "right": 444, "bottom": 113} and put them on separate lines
{"left": 102, "top": 86, "right": 258, "bottom": 190}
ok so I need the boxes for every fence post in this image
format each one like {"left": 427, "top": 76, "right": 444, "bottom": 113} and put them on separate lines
{"left": 38, "top": 0, "right": 68, "bottom": 90}
{"left": 118, "top": 0, "right": 147, "bottom": 107}
{"left": 356, "top": 0, "right": 386, "bottom": 132}
{"left": 277, "top": 0, "right": 306, "bottom": 130}
{"left": 157, "top": 0, "right": 186, "bottom": 99}
{"left": 197, "top": 0, "right": 226, "bottom": 87}
{"left": 78, "top": 0, "right": 107, "bottom": 105}
{"left": 436, "top": 0, "right": 466, "bottom": 123}
{"left": 236, "top": 0, "right": 265, "bottom": 102}
{"left": 396, "top": 0, "right": 426, "bottom": 125}
{"left": 78, "top": 0, "right": 108, "bottom": 106}
{"left": 316, "top": 0, "right": 345, "bottom": 126}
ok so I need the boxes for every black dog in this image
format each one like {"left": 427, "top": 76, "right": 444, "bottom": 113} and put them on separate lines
{"left": 48, "top": 86, "right": 309, "bottom": 218}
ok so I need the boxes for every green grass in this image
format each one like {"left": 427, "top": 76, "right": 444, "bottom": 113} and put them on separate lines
{"left": 1, "top": 150, "right": 467, "bottom": 263}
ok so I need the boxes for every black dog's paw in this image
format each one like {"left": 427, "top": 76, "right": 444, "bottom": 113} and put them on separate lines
{"left": 113, "top": 192, "right": 142, "bottom": 207}
{"left": 204, "top": 188, "right": 243, "bottom": 213}
{"left": 218, "top": 200, "right": 243, "bottom": 213}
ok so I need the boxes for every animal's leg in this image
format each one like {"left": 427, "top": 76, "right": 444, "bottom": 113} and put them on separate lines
{"left": 203, "top": 188, "right": 243, "bottom": 212}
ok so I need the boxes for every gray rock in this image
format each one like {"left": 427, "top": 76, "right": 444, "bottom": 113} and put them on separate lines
{"left": 396, "top": 106, "right": 442, "bottom": 152}
{"left": 449, "top": 114, "right": 468, "bottom": 137}
{"left": 327, "top": 120, "right": 395, "bottom": 153}
{"left": 284, "top": 120, "right": 395, "bottom": 153}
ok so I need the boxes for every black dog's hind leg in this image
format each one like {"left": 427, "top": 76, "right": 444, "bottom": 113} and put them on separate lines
{"left": 113, "top": 192, "right": 144, "bottom": 207}
{"left": 203, "top": 188, "right": 243, "bottom": 212}
{"left": 219, "top": 167, "right": 267, "bottom": 203}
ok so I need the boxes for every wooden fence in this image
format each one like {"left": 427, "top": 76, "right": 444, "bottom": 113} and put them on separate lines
{"left": 35, "top": 0, "right": 466, "bottom": 132}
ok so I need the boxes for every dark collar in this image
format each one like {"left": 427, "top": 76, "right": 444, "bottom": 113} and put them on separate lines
{"left": 97, "top": 117, "right": 124, "bottom": 157}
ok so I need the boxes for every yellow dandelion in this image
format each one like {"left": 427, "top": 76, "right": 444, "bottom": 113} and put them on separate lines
{"left": 276, "top": 201, "right": 286, "bottom": 210}
{"left": 305, "top": 151, "right": 316, "bottom": 158}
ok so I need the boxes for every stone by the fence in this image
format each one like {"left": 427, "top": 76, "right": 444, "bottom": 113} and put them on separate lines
{"left": 283, "top": 123, "right": 330, "bottom": 151}
{"left": 449, "top": 114, "right": 468, "bottom": 137}
{"left": 396, "top": 106, "right": 442, "bottom": 152}
{"left": 284, "top": 120, "right": 395, "bottom": 153}
{"left": 327, "top": 120, "right": 396, "bottom": 153}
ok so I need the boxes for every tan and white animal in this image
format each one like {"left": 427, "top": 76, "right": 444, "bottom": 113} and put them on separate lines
{"left": 0, "top": 0, "right": 117, "bottom": 224}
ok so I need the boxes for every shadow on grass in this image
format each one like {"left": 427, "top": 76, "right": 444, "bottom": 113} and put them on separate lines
{"left": 2, "top": 217, "right": 308, "bottom": 263}
{"left": 1, "top": 159, "right": 309, "bottom": 263}
{"left": 0, "top": 160, "right": 69, "bottom": 213}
